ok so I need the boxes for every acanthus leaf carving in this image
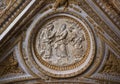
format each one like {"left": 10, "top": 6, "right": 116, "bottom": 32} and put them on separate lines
{"left": 100, "top": 51, "right": 120, "bottom": 75}
{"left": 0, "top": 52, "right": 24, "bottom": 77}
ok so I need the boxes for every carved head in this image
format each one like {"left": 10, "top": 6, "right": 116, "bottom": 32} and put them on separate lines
{"left": 61, "top": 24, "right": 66, "bottom": 31}
{"left": 47, "top": 24, "right": 54, "bottom": 31}
{"left": 69, "top": 26, "right": 75, "bottom": 32}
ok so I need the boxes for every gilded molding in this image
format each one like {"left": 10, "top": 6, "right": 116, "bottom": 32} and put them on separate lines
{"left": 0, "top": 0, "right": 31, "bottom": 34}
{"left": 92, "top": 0, "right": 120, "bottom": 30}
{"left": 79, "top": 0, "right": 120, "bottom": 49}
{"left": 86, "top": 16, "right": 120, "bottom": 56}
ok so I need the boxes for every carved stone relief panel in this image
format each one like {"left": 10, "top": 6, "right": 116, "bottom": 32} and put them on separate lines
{"left": 0, "top": 0, "right": 120, "bottom": 83}
{"left": 16, "top": 0, "right": 96, "bottom": 77}
{"left": 36, "top": 16, "right": 87, "bottom": 66}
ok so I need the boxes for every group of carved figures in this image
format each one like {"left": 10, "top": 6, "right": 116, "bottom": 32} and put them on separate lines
{"left": 38, "top": 20, "right": 86, "bottom": 65}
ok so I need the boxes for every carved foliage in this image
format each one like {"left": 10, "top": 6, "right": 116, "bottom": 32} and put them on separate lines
{"left": 100, "top": 51, "right": 120, "bottom": 75}
{"left": 0, "top": 52, "right": 24, "bottom": 76}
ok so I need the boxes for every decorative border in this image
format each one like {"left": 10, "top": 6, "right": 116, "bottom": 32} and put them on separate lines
{"left": 16, "top": 0, "right": 96, "bottom": 78}
{"left": 33, "top": 15, "right": 90, "bottom": 71}
{"left": 79, "top": 0, "right": 120, "bottom": 54}
{"left": 91, "top": 50, "right": 120, "bottom": 82}
{"left": 0, "top": 0, "right": 31, "bottom": 34}
{"left": 92, "top": 0, "right": 120, "bottom": 30}
{"left": 0, "top": 0, "right": 119, "bottom": 83}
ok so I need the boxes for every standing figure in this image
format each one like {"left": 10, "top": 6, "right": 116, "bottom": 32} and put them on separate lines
{"left": 54, "top": 24, "right": 68, "bottom": 58}
{"left": 67, "top": 25, "right": 85, "bottom": 59}
{"left": 67, "top": 26, "right": 79, "bottom": 58}
{"left": 40, "top": 24, "right": 56, "bottom": 59}
{"left": 67, "top": 26, "right": 77, "bottom": 45}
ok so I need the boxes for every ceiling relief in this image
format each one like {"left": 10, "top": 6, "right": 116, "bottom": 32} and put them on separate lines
{"left": 17, "top": 0, "right": 96, "bottom": 77}
{"left": 33, "top": 14, "right": 95, "bottom": 77}
{"left": 0, "top": 0, "right": 120, "bottom": 84}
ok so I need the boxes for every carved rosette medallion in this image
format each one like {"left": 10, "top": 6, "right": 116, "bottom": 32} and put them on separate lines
{"left": 28, "top": 13, "right": 95, "bottom": 78}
